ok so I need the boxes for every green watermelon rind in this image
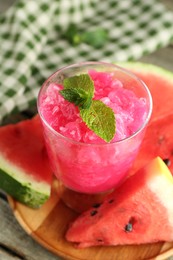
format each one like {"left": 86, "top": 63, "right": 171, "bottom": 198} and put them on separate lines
{"left": 0, "top": 169, "right": 49, "bottom": 208}
{"left": 0, "top": 154, "right": 50, "bottom": 208}
{"left": 117, "top": 62, "right": 173, "bottom": 82}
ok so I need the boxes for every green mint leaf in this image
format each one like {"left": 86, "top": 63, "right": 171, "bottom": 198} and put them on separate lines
{"left": 82, "top": 28, "right": 108, "bottom": 48}
{"left": 80, "top": 96, "right": 92, "bottom": 109}
{"left": 65, "top": 24, "right": 108, "bottom": 48}
{"left": 63, "top": 74, "right": 94, "bottom": 98}
{"left": 80, "top": 100, "right": 116, "bottom": 142}
{"left": 64, "top": 23, "right": 82, "bottom": 45}
{"left": 60, "top": 88, "right": 90, "bottom": 108}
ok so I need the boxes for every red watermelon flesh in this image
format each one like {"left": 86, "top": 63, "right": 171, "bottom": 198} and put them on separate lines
{"left": 131, "top": 113, "right": 173, "bottom": 175}
{"left": 66, "top": 157, "right": 173, "bottom": 248}
{"left": 0, "top": 115, "right": 52, "bottom": 208}
{"left": 120, "top": 62, "right": 173, "bottom": 122}
{"left": 120, "top": 62, "right": 173, "bottom": 176}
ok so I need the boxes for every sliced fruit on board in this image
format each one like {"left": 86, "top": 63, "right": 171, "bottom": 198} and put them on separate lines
{"left": 66, "top": 157, "right": 173, "bottom": 248}
{"left": 0, "top": 115, "right": 52, "bottom": 208}
{"left": 119, "top": 62, "right": 173, "bottom": 122}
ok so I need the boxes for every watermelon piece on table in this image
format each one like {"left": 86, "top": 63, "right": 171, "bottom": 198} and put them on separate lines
{"left": 66, "top": 157, "right": 173, "bottom": 248}
{"left": 0, "top": 115, "right": 52, "bottom": 208}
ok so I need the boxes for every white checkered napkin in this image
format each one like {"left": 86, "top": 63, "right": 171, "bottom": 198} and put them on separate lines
{"left": 0, "top": 0, "right": 173, "bottom": 123}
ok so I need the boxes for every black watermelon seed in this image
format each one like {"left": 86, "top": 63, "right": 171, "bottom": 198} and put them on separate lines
{"left": 124, "top": 217, "right": 136, "bottom": 232}
{"left": 125, "top": 223, "right": 133, "bottom": 232}
{"left": 90, "top": 210, "right": 98, "bottom": 216}
{"left": 163, "top": 158, "right": 171, "bottom": 166}
{"left": 97, "top": 239, "right": 103, "bottom": 242}
{"left": 108, "top": 199, "right": 114, "bottom": 203}
{"left": 93, "top": 203, "right": 101, "bottom": 208}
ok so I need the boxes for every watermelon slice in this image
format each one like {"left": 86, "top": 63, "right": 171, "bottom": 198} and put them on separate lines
{"left": 119, "top": 62, "right": 173, "bottom": 122}
{"left": 0, "top": 115, "right": 52, "bottom": 208}
{"left": 66, "top": 157, "right": 173, "bottom": 248}
{"left": 132, "top": 113, "right": 173, "bottom": 174}
{"left": 120, "top": 63, "right": 173, "bottom": 175}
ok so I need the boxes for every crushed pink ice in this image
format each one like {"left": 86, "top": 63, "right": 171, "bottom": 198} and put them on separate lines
{"left": 40, "top": 70, "right": 147, "bottom": 143}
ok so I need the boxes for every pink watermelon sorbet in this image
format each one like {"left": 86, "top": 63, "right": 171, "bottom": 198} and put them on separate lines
{"left": 40, "top": 70, "right": 147, "bottom": 143}
{"left": 38, "top": 63, "right": 152, "bottom": 194}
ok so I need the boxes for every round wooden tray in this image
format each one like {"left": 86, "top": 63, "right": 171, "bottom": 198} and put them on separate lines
{"left": 8, "top": 180, "right": 173, "bottom": 260}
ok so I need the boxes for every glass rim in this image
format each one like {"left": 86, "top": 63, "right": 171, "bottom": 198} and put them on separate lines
{"left": 37, "top": 61, "right": 153, "bottom": 147}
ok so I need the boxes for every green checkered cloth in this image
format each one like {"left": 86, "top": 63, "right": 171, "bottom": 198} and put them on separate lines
{"left": 0, "top": 0, "right": 173, "bottom": 123}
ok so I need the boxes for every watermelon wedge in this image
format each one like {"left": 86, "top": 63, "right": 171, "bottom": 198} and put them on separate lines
{"left": 0, "top": 115, "right": 52, "bottom": 208}
{"left": 119, "top": 62, "right": 173, "bottom": 122}
{"left": 132, "top": 113, "right": 173, "bottom": 174}
{"left": 119, "top": 62, "right": 173, "bottom": 175}
{"left": 66, "top": 157, "right": 173, "bottom": 248}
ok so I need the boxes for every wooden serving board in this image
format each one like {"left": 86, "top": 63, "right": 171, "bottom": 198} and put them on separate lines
{"left": 8, "top": 180, "right": 173, "bottom": 260}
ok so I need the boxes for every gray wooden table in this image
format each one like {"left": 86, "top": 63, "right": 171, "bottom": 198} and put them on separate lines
{"left": 0, "top": 0, "right": 173, "bottom": 259}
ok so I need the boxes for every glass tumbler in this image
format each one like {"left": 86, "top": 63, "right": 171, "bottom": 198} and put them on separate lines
{"left": 37, "top": 62, "right": 152, "bottom": 212}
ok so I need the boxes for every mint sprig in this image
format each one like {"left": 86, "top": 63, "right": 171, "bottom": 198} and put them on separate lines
{"left": 59, "top": 74, "right": 116, "bottom": 142}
